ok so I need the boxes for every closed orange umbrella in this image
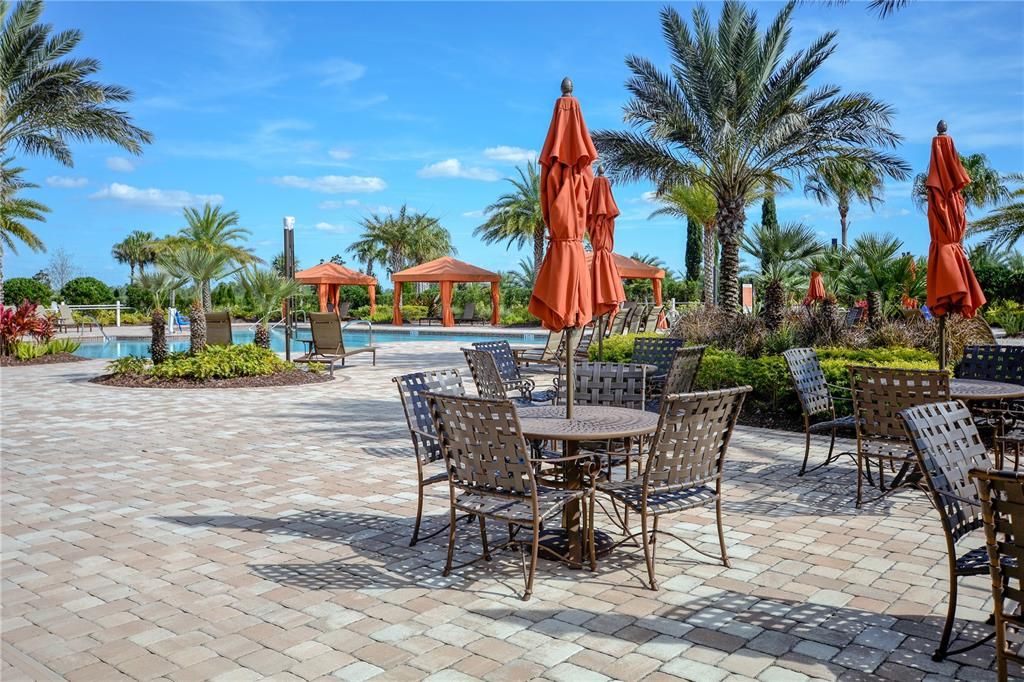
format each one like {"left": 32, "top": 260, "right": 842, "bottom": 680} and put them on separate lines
{"left": 587, "top": 166, "right": 625, "bottom": 359}
{"left": 925, "top": 121, "right": 986, "bottom": 366}
{"left": 529, "top": 78, "right": 596, "bottom": 332}
{"left": 803, "top": 271, "right": 826, "bottom": 305}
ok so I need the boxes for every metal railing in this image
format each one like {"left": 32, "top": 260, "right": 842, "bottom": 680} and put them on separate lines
{"left": 64, "top": 301, "right": 133, "bottom": 327}
{"left": 342, "top": 319, "right": 374, "bottom": 347}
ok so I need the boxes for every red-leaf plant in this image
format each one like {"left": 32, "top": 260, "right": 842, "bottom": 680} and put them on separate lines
{"left": 0, "top": 301, "right": 48, "bottom": 355}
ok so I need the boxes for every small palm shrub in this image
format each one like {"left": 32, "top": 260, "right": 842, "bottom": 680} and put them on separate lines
{"left": 151, "top": 308, "right": 168, "bottom": 364}
{"left": 108, "top": 345, "right": 293, "bottom": 380}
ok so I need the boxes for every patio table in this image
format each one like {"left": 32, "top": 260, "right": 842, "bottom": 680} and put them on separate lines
{"left": 518, "top": 405, "right": 659, "bottom": 567}
{"left": 950, "top": 378, "right": 1024, "bottom": 402}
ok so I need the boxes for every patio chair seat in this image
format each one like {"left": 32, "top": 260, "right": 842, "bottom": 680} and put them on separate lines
{"left": 455, "top": 487, "right": 584, "bottom": 524}
{"left": 807, "top": 415, "right": 857, "bottom": 434}
{"left": 955, "top": 545, "right": 1017, "bottom": 575}
{"left": 599, "top": 481, "right": 717, "bottom": 513}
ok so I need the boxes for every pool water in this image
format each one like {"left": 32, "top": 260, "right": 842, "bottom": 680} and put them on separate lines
{"left": 73, "top": 327, "right": 538, "bottom": 360}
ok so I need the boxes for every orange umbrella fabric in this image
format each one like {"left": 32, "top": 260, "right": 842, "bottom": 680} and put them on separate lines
{"left": 925, "top": 134, "right": 986, "bottom": 318}
{"left": 528, "top": 92, "right": 598, "bottom": 331}
{"left": 803, "top": 271, "right": 826, "bottom": 305}
{"left": 587, "top": 175, "right": 626, "bottom": 317}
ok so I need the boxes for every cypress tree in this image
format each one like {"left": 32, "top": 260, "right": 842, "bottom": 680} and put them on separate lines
{"left": 684, "top": 216, "right": 702, "bottom": 282}
{"left": 761, "top": 193, "right": 778, "bottom": 231}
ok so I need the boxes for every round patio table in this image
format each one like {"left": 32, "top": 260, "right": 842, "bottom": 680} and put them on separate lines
{"left": 518, "top": 405, "right": 659, "bottom": 567}
{"left": 950, "top": 378, "right": 1024, "bottom": 402}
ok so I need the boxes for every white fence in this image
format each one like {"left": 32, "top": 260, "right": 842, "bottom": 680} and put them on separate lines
{"left": 58, "top": 302, "right": 132, "bottom": 327}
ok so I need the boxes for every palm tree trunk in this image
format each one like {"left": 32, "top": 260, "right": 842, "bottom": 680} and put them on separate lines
{"left": 150, "top": 307, "right": 167, "bottom": 364}
{"left": 702, "top": 222, "right": 715, "bottom": 306}
{"left": 202, "top": 280, "right": 212, "bottom": 313}
{"left": 839, "top": 204, "right": 849, "bottom": 249}
{"left": 533, "top": 225, "right": 545, "bottom": 270}
{"left": 129, "top": 263, "right": 136, "bottom": 283}
{"left": 717, "top": 198, "right": 746, "bottom": 313}
{"left": 254, "top": 321, "right": 270, "bottom": 349}
{"left": 190, "top": 299, "right": 207, "bottom": 353}
{"left": 0, "top": 243, "right": 5, "bottom": 306}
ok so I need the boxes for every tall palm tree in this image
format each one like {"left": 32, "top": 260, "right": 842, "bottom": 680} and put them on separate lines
{"left": 912, "top": 153, "right": 1009, "bottom": 214}
{"left": 0, "top": 0, "right": 151, "bottom": 166}
{"left": 161, "top": 203, "right": 257, "bottom": 312}
{"left": 0, "top": 158, "right": 47, "bottom": 303}
{"left": 630, "top": 252, "right": 666, "bottom": 269}
{"left": 970, "top": 173, "right": 1024, "bottom": 249}
{"left": 348, "top": 204, "right": 454, "bottom": 276}
{"left": 236, "top": 267, "right": 302, "bottom": 348}
{"left": 503, "top": 258, "right": 538, "bottom": 288}
{"left": 649, "top": 183, "right": 717, "bottom": 304}
{"left": 474, "top": 162, "right": 545, "bottom": 268}
{"left": 347, "top": 241, "right": 385, "bottom": 277}
{"left": 741, "top": 221, "right": 824, "bottom": 329}
{"left": 111, "top": 230, "right": 156, "bottom": 283}
{"left": 594, "top": 2, "right": 909, "bottom": 312}
{"left": 159, "top": 247, "right": 238, "bottom": 353}
{"left": 804, "top": 158, "right": 885, "bottom": 248}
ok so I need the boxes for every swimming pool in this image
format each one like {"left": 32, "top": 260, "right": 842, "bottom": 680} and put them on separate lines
{"left": 73, "top": 327, "right": 539, "bottom": 360}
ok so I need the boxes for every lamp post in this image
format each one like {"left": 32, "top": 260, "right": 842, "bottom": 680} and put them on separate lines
{"left": 283, "top": 216, "right": 295, "bottom": 361}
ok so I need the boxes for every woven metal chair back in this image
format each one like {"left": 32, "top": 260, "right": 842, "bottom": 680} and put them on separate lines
{"left": 428, "top": 393, "right": 536, "bottom": 495}
{"left": 849, "top": 365, "right": 951, "bottom": 440}
{"left": 957, "top": 345, "right": 1024, "bottom": 386}
{"left": 633, "top": 337, "right": 685, "bottom": 377}
{"left": 463, "top": 348, "right": 508, "bottom": 400}
{"left": 783, "top": 348, "right": 833, "bottom": 417}
{"left": 309, "top": 312, "right": 344, "bottom": 355}
{"left": 205, "top": 311, "right": 233, "bottom": 346}
{"left": 643, "top": 386, "right": 751, "bottom": 492}
{"left": 567, "top": 361, "right": 647, "bottom": 409}
{"left": 663, "top": 345, "right": 706, "bottom": 395}
{"left": 901, "top": 400, "right": 988, "bottom": 544}
{"left": 844, "top": 307, "right": 864, "bottom": 327}
{"left": 472, "top": 340, "right": 521, "bottom": 383}
{"left": 392, "top": 369, "right": 466, "bottom": 465}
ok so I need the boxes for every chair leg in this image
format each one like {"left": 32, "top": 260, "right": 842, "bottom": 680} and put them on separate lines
{"left": 826, "top": 427, "right": 838, "bottom": 464}
{"left": 588, "top": 494, "right": 597, "bottom": 572}
{"left": 524, "top": 520, "right": 540, "bottom": 601}
{"left": 716, "top": 497, "right": 730, "bottom": 568}
{"left": 410, "top": 483, "right": 425, "bottom": 547}
{"left": 641, "top": 509, "right": 657, "bottom": 590}
{"left": 934, "top": 573, "right": 958, "bottom": 661}
{"left": 479, "top": 516, "right": 491, "bottom": 561}
{"left": 799, "top": 419, "right": 812, "bottom": 476}
{"left": 856, "top": 450, "right": 864, "bottom": 507}
{"left": 443, "top": 505, "right": 457, "bottom": 577}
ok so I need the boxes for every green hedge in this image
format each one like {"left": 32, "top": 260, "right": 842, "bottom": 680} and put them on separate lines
{"left": 5, "top": 277, "right": 53, "bottom": 304}
{"left": 109, "top": 344, "right": 293, "bottom": 380}
{"left": 351, "top": 304, "right": 428, "bottom": 323}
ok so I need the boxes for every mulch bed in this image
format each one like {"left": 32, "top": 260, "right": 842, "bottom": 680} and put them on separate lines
{"left": 0, "top": 353, "right": 88, "bottom": 367}
{"left": 91, "top": 369, "right": 333, "bottom": 389}
{"left": 738, "top": 409, "right": 805, "bottom": 434}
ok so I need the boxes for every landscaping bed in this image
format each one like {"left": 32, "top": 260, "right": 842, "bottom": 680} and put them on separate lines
{"left": 92, "top": 368, "right": 331, "bottom": 389}
{"left": 0, "top": 352, "right": 87, "bottom": 367}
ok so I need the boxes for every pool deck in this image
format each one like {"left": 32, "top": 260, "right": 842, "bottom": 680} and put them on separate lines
{"left": 0, "top": 339, "right": 1000, "bottom": 681}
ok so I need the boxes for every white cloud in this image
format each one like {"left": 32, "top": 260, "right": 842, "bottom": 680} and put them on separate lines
{"left": 314, "top": 221, "right": 347, "bottom": 233}
{"left": 318, "top": 199, "right": 361, "bottom": 210}
{"left": 418, "top": 159, "right": 500, "bottom": 182}
{"left": 272, "top": 175, "right": 386, "bottom": 193}
{"left": 641, "top": 191, "right": 657, "bottom": 203}
{"left": 483, "top": 146, "right": 537, "bottom": 163}
{"left": 328, "top": 148, "right": 352, "bottom": 160}
{"left": 106, "top": 157, "right": 136, "bottom": 172}
{"left": 318, "top": 58, "right": 366, "bottom": 86}
{"left": 90, "top": 183, "right": 223, "bottom": 210}
{"left": 462, "top": 210, "right": 485, "bottom": 218}
{"left": 46, "top": 176, "right": 88, "bottom": 188}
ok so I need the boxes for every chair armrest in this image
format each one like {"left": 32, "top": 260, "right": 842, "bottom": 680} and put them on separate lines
{"left": 934, "top": 489, "right": 978, "bottom": 508}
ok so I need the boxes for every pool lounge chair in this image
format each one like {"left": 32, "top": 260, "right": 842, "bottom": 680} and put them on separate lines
{"left": 455, "top": 302, "right": 486, "bottom": 325}
{"left": 57, "top": 304, "right": 85, "bottom": 333}
{"left": 174, "top": 311, "right": 190, "bottom": 332}
{"left": 337, "top": 301, "right": 352, "bottom": 321}
{"left": 518, "top": 329, "right": 565, "bottom": 366}
{"left": 205, "top": 311, "right": 233, "bottom": 346}
{"left": 294, "top": 311, "right": 376, "bottom": 376}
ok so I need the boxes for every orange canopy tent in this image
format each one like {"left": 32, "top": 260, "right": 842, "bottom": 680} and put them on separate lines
{"left": 584, "top": 252, "right": 666, "bottom": 305}
{"left": 294, "top": 262, "right": 377, "bottom": 315}
{"left": 391, "top": 256, "right": 501, "bottom": 327}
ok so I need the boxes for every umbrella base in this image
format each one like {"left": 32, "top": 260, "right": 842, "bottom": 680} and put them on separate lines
{"left": 538, "top": 528, "right": 615, "bottom": 568}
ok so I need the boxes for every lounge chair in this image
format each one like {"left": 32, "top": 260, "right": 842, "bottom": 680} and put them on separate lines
{"left": 174, "top": 311, "right": 190, "bottom": 332}
{"left": 628, "top": 305, "right": 650, "bottom": 334}
{"left": 643, "top": 305, "right": 665, "bottom": 332}
{"left": 518, "top": 329, "right": 564, "bottom": 366}
{"left": 205, "top": 311, "right": 233, "bottom": 346}
{"left": 456, "top": 302, "right": 486, "bottom": 325}
{"left": 294, "top": 311, "right": 376, "bottom": 376}
{"left": 336, "top": 301, "right": 352, "bottom": 321}
{"left": 57, "top": 304, "right": 84, "bottom": 333}
{"left": 606, "top": 308, "right": 629, "bottom": 337}
{"left": 420, "top": 296, "right": 443, "bottom": 325}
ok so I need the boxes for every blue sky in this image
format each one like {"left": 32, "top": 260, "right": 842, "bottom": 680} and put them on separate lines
{"left": 11, "top": 1, "right": 1024, "bottom": 286}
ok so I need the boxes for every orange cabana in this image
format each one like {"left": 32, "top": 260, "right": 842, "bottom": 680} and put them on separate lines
{"left": 294, "top": 262, "right": 377, "bottom": 315}
{"left": 391, "top": 256, "right": 501, "bottom": 327}
{"left": 584, "top": 252, "right": 666, "bottom": 305}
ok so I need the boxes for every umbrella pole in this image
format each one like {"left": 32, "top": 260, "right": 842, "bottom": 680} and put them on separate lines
{"left": 938, "top": 316, "right": 947, "bottom": 370}
{"left": 597, "top": 315, "right": 604, "bottom": 361}
{"left": 565, "top": 327, "right": 576, "bottom": 419}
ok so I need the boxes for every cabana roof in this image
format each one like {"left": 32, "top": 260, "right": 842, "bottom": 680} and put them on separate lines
{"left": 295, "top": 262, "right": 376, "bottom": 286}
{"left": 391, "top": 256, "right": 500, "bottom": 283}
{"left": 585, "top": 252, "right": 665, "bottom": 280}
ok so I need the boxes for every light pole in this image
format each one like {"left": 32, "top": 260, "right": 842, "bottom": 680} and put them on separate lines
{"left": 283, "top": 216, "right": 295, "bottom": 361}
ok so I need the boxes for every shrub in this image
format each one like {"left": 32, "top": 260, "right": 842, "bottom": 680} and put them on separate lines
{"left": 121, "top": 284, "right": 154, "bottom": 312}
{"left": 5, "top": 277, "right": 52, "bottom": 304}
{"left": 499, "top": 303, "right": 539, "bottom": 327}
{"left": 150, "top": 344, "right": 290, "bottom": 380}
{"left": 108, "top": 355, "right": 150, "bottom": 375}
{"left": 0, "top": 301, "right": 48, "bottom": 355}
{"left": 586, "top": 332, "right": 659, "bottom": 363}
{"left": 60, "top": 277, "right": 114, "bottom": 305}
{"left": 352, "top": 305, "right": 427, "bottom": 323}
{"left": 668, "top": 307, "right": 766, "bottom": 357}
{"left": 13, "top": 341, "right": 46, "bottom": 360}
{"left": 45, "top": 339, "right": 80, "bottom": 354}
{"left": 72, "top": 310, "right": 149, "bottom": 326}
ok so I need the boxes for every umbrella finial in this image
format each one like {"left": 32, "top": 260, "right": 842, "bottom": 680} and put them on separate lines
{"left": 597, "top": 162, "right": 605, "bottom": 176}
{"left": 561, "top": 77, "right": 573, "bottom": 96}
{"left": 936, "top": 119, "right": 948, "bottom": 135}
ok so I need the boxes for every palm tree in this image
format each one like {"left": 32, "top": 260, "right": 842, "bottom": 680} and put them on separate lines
{"left": 912, "top": 153, "right": 1009, "bottom": 214}
{"left": 348, "top": 204, "right": 454, "bottom": 275}
{"left": 111, "top": 230, "right": 156, "bottom": 283}
{"left": 741, "top": 222, "right": 824, "bottom": 329}
{"left": 0, "top": 158, "right": 47, "bottom": 304}
{"left": 159, "top": 247, "right": 239, "bottom": 353}
{"left": 503, "top": 258, "right": 538, "bottom": 288}
{"left": 649, "top": 184, "right": 718, "bottom": 304}
{"left": 347, "top": 241, "right": 386, "bottom": 277}
{"left": 840, "top": 233, "right": 920, "bottom": 322}
{"left": 630, "top": 252, "right": 666, "bottom": 269}
{"left": 804, "top": 158, "right": 885, "bottom": 248}
{"left": 970, "top": 173, "right": 1024, "bottom": 249}
{"left": 474, "top": 162, "right": 545, "bottom": 268}
{"left": 236, "top": 267, "right": 303, "bottom": 348}
{"left": 0, "top": 0, "right": 151, "bottom": 166}
{"left": 593, "top": 2, "right": 909, "bottom": 312}
{"left": 136, "top": 269, "right": 184, "bottom": 364}
{"left": 161, "top": 203, "right": 258, "bottom": 312}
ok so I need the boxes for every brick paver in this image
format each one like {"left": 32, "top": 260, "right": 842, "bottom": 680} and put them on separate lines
{"left": 0, "top": 342, "right": 1002, "bottom": 679}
